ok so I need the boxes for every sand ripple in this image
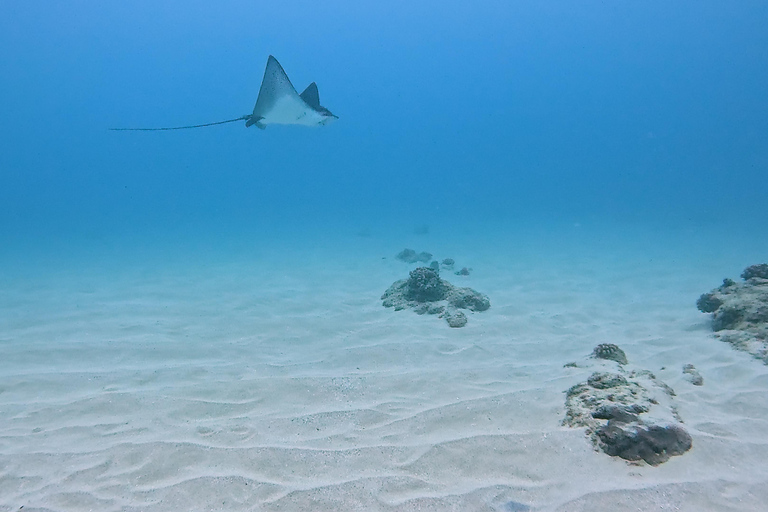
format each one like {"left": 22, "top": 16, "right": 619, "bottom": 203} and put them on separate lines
{"left": 3, "top": 239, "right": 768, "bottom": 510}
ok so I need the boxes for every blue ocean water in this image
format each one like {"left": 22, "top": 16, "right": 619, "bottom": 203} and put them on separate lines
{"left": 1, "top": 1, "right": 766, "bottom": 257}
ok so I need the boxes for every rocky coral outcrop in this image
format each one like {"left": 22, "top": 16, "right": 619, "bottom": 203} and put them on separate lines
{"left": 563, "top": 345, "right": 692, "bottom": 465}
{"left": 697, "top": 264, "right": 768, "bottom": 363}
{"left": 381, "top": 267, "right": 490, "bottom": 327}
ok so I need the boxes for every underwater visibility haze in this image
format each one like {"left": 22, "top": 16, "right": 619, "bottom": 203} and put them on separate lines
{"left": 1, "top": 0, "right": 766, "bottom": 249}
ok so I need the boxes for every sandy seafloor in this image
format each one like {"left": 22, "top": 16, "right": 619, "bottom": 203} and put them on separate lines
{"left": 2, "top": 221, "right": 768, "bottom": 511}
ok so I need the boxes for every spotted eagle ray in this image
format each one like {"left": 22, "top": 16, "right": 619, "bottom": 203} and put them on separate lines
{"left": 110, "top": 55, "right": 337, "bottom": 131}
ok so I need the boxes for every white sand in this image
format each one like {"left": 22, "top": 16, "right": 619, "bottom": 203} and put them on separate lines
{"left": 2, "top": 222, "right": 768, "bottom": 511}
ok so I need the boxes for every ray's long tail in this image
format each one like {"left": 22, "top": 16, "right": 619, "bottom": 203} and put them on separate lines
{"left": 109, "top": 115, "right": 250, "bottom": 131}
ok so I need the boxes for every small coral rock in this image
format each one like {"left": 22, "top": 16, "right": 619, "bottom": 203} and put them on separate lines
{"left": 448, "top": 288, "right": 491, "bottom": 312}
{"left": 445, "top": 311, "right": 467, "bottom": 328}
{"left": 592, "top": 343, "right": 628, "bottom": 365}
{"left": 396, "top": 248, "right": 433, "bottom": 264}
{"left": 682, "top": 364, "right": 703, "bottom": 386}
